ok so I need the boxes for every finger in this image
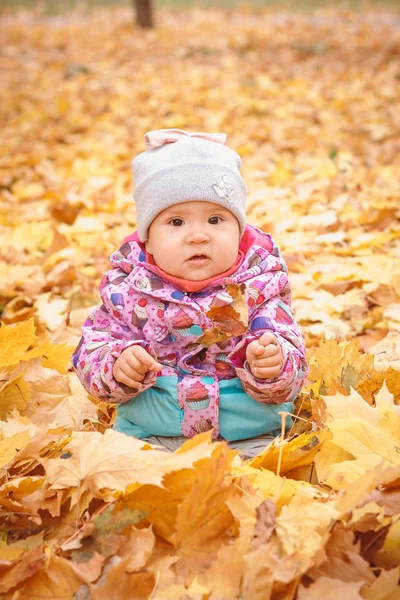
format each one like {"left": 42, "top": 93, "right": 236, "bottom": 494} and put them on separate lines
{"left": 127, "top": 355, "right": 163, "bottom": 374}
{"left": 246, "top": 340, "right": 264, "bottom": 359}
{"left": 256, "top": 344, "right": 281, "bottom": 359}
{"left": 250, "top": 365, "right": 281, "bottom": 379}
{"left": 258, "top": 332, "right": 279, "bottom": 347}
{"left": 251, "top": 354, "right": 282, "bottom": 369}
{"left": 119, "top": 363, "right": 145, "bottom": 381}
{"left": 125, "top": 354, "right": 151, "bottom": 375}
{"left": 149, "top": 361, "right": 163, "bottom": 372}
{"left": 130, "top": 346, "right": 159, "bottom": 371}
{"left": 114, "top": 368, "right": 142, "bottom": 389}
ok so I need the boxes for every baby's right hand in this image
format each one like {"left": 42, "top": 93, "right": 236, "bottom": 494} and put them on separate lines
{"left": 113, "top": 346, "right": 162, "bottom": 389}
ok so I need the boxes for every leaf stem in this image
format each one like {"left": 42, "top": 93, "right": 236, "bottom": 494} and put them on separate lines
{"left": 276, "top": 412, "right": 287, "bottom": 478}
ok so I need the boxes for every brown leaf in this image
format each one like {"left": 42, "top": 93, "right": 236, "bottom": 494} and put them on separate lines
{"left": 197, "top": 282, "right": 248, "bottom": 347}
{"left": 306, "top": 522, "right": 375, "bottom": 585}
{"left": 251, "top": 499, "right": 276, "bottom": 549}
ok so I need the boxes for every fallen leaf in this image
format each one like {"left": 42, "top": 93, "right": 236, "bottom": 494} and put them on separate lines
{"left": 14, "top": 551, "right": 83, "bottom": 599}
{"left": 361, "top": 567, "right": 400, "bottom": 600}
{"left": 42, "top": 430, "right": 218, "bottom": 500}
{"left": 0, "top": 545, "right": 46, "bottom": 594}
{"left": 197, "top": 282, "right": 248, "bottom": 347}
{"left": 297, "top": 577, "right": 364, "bottom": 599}
{"left": 90, "top": 556, "right": 155, "bottom": 600}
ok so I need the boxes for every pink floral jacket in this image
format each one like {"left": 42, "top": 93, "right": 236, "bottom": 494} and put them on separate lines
{"left": 73, "top": 225, "right": 309, "bottom": 438}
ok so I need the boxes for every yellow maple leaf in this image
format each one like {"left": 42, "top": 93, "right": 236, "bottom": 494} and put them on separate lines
{"left": 0, "top": 375, "right": 30, "bottom": 417}
{"left": 42, "top": 429, "right": 218, "bottom": 501}
{"left": 275, "top": 487, "right": 339, "bottom": 572}
{"left": 0, "top": 430, "right": 33, "bottom": 469}
{"left": 248, "top": 429, "right": 329, "bottom": 476}
{"left": 199, "top": 536, "right": 248, "bottom": 599}
{"left": 315, "top": 384, "right": 400, "bottom": 489}
{"left": 24, "top": 367, "right": 98, "bottom": 430}
{"left": 172, "top": 443, "right": 236, "bottom": 571}
{"left": 0, "top": 319, "right": 37, "bottom": 369}
{"left": 0, "top": 408, "right": 37, "bottom": 437}
{"left": 231, "top": 463, "right": 313, "bottom": 509}
{"left": 27, "top": 340, "right": 74, "bottom": 374}
{"left": 308, "top": 338, "right": 374, "bottom": 395}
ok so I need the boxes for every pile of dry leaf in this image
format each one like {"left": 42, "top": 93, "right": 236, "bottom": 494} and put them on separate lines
{"left": 0, "top": 4, "right": 399, "bottom": 598}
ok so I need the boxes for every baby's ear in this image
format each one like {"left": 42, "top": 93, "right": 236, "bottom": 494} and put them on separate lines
{"left": 144, "top": 239, "right": 152, "bottom": 254}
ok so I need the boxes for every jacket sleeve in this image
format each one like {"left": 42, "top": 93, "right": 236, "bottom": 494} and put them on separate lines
{"left": 72, "top": 269, "right": 157, "bottom": 404}
{"left": 229, "top": 266, "right": 309, "bottom": 406}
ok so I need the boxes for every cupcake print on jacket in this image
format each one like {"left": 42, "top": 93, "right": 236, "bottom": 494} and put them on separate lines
{"left": 159, "top": 352, "right": 178, "bottom": 368}
{"left": 192, "top": 418, "right": 213, "bottom": 434}
{"left": 110, "top": 292, "right": 125, "bottom": 316}
{"left": 210, "top": 289, "right": 234, "bottom": 307}
{"left": 185, "top": 381, "right": 210, "bottom": 411}
{"left": 248, "top": 249, "right": 263, "bottom": 268}
{"left": 275, "top": 301, "right": 293, "bottom": 325}
{"left": 247, "top": 280, "right": 266, "bottom": 307}
{"left": 172, "top": 309, "right": 194, "bottom": 337}
{"left": 250, "top": 316, "right": 275, "bottom": 332}
{"left": 136, "top": 276, "right": 163, "bottom": 293}
{"left": 215, "top": 353, "right": 234, "bottom": 380}
{"left": 154, "top": 324, "right": 173, "bottom": 345}
{"left": 132, "top": 299, "right": 148, "bottom": 329}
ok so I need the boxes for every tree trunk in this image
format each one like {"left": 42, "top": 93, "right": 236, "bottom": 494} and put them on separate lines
{"left": 133, "top": 0, "right": 154, "bottom": 28}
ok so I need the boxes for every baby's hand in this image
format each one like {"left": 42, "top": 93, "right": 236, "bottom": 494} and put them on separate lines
{"left": 246, "top": 332, "right": 283, "bottom": 379}
{"left": 113, "top": 346, "right": 162, "bottom": 389}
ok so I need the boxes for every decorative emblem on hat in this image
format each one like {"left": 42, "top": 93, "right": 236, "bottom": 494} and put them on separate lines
{"left": 212, "top": 174, "right": 235, "bottom": 202}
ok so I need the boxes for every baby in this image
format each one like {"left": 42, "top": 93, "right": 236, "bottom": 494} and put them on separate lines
{"left": 73, "top": 129, "right": 309, "bottom": 458}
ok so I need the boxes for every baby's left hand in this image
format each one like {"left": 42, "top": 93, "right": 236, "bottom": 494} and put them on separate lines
{"left": 246, "top": 332, "right": 283, "bottom": 379}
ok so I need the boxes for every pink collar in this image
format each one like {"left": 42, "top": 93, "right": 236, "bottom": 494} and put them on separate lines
{"left": 121, "top": 225, "right": 274, "bottom": 292}
{"left": 145, "top": 250, "right": 245, "bottom": 292}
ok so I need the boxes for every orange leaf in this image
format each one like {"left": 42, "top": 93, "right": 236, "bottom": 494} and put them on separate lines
{"left": 197, "top": 283, "right": 248, "bottom": 347}
{"left": 0, "top": 545, "right": 46, "bottom": 594}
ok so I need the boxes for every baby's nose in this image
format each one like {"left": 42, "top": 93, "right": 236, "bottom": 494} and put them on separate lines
{"left": 187, "top": 229, "right": 209, "bottom": 243}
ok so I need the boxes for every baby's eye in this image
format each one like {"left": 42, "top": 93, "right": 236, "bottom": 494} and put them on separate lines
{"left": 170, "top": 218, "right": 184, "bottom": 227}
{"left": 208, "top": 216, "right": 222, "bottom": 225}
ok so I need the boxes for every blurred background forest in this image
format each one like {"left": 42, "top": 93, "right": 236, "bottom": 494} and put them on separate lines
{"left": 1, "top": 0, "right": 399, "bottom": 13}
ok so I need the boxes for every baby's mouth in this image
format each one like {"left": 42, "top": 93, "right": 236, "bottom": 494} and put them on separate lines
{"left": 186, "top": 254, "right": 210, "bottom": 264}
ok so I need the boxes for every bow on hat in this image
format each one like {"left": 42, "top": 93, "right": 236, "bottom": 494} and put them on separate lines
{"left": 144, "top": 128, "right": 227, "bottom": 150}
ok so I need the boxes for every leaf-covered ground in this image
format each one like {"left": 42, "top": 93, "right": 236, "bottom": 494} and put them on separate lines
{"left": 0, "top": 5, "right": 400, "bottom": 599}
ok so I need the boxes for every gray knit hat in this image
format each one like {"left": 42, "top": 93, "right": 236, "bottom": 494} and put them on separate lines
{"left": 132, "top": 129, "right": 247, "bottom": 242}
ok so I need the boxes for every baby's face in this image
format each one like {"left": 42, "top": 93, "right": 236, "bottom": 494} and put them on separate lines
{"left": 146, "top": 201, "right": 240, "bottom": 281}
